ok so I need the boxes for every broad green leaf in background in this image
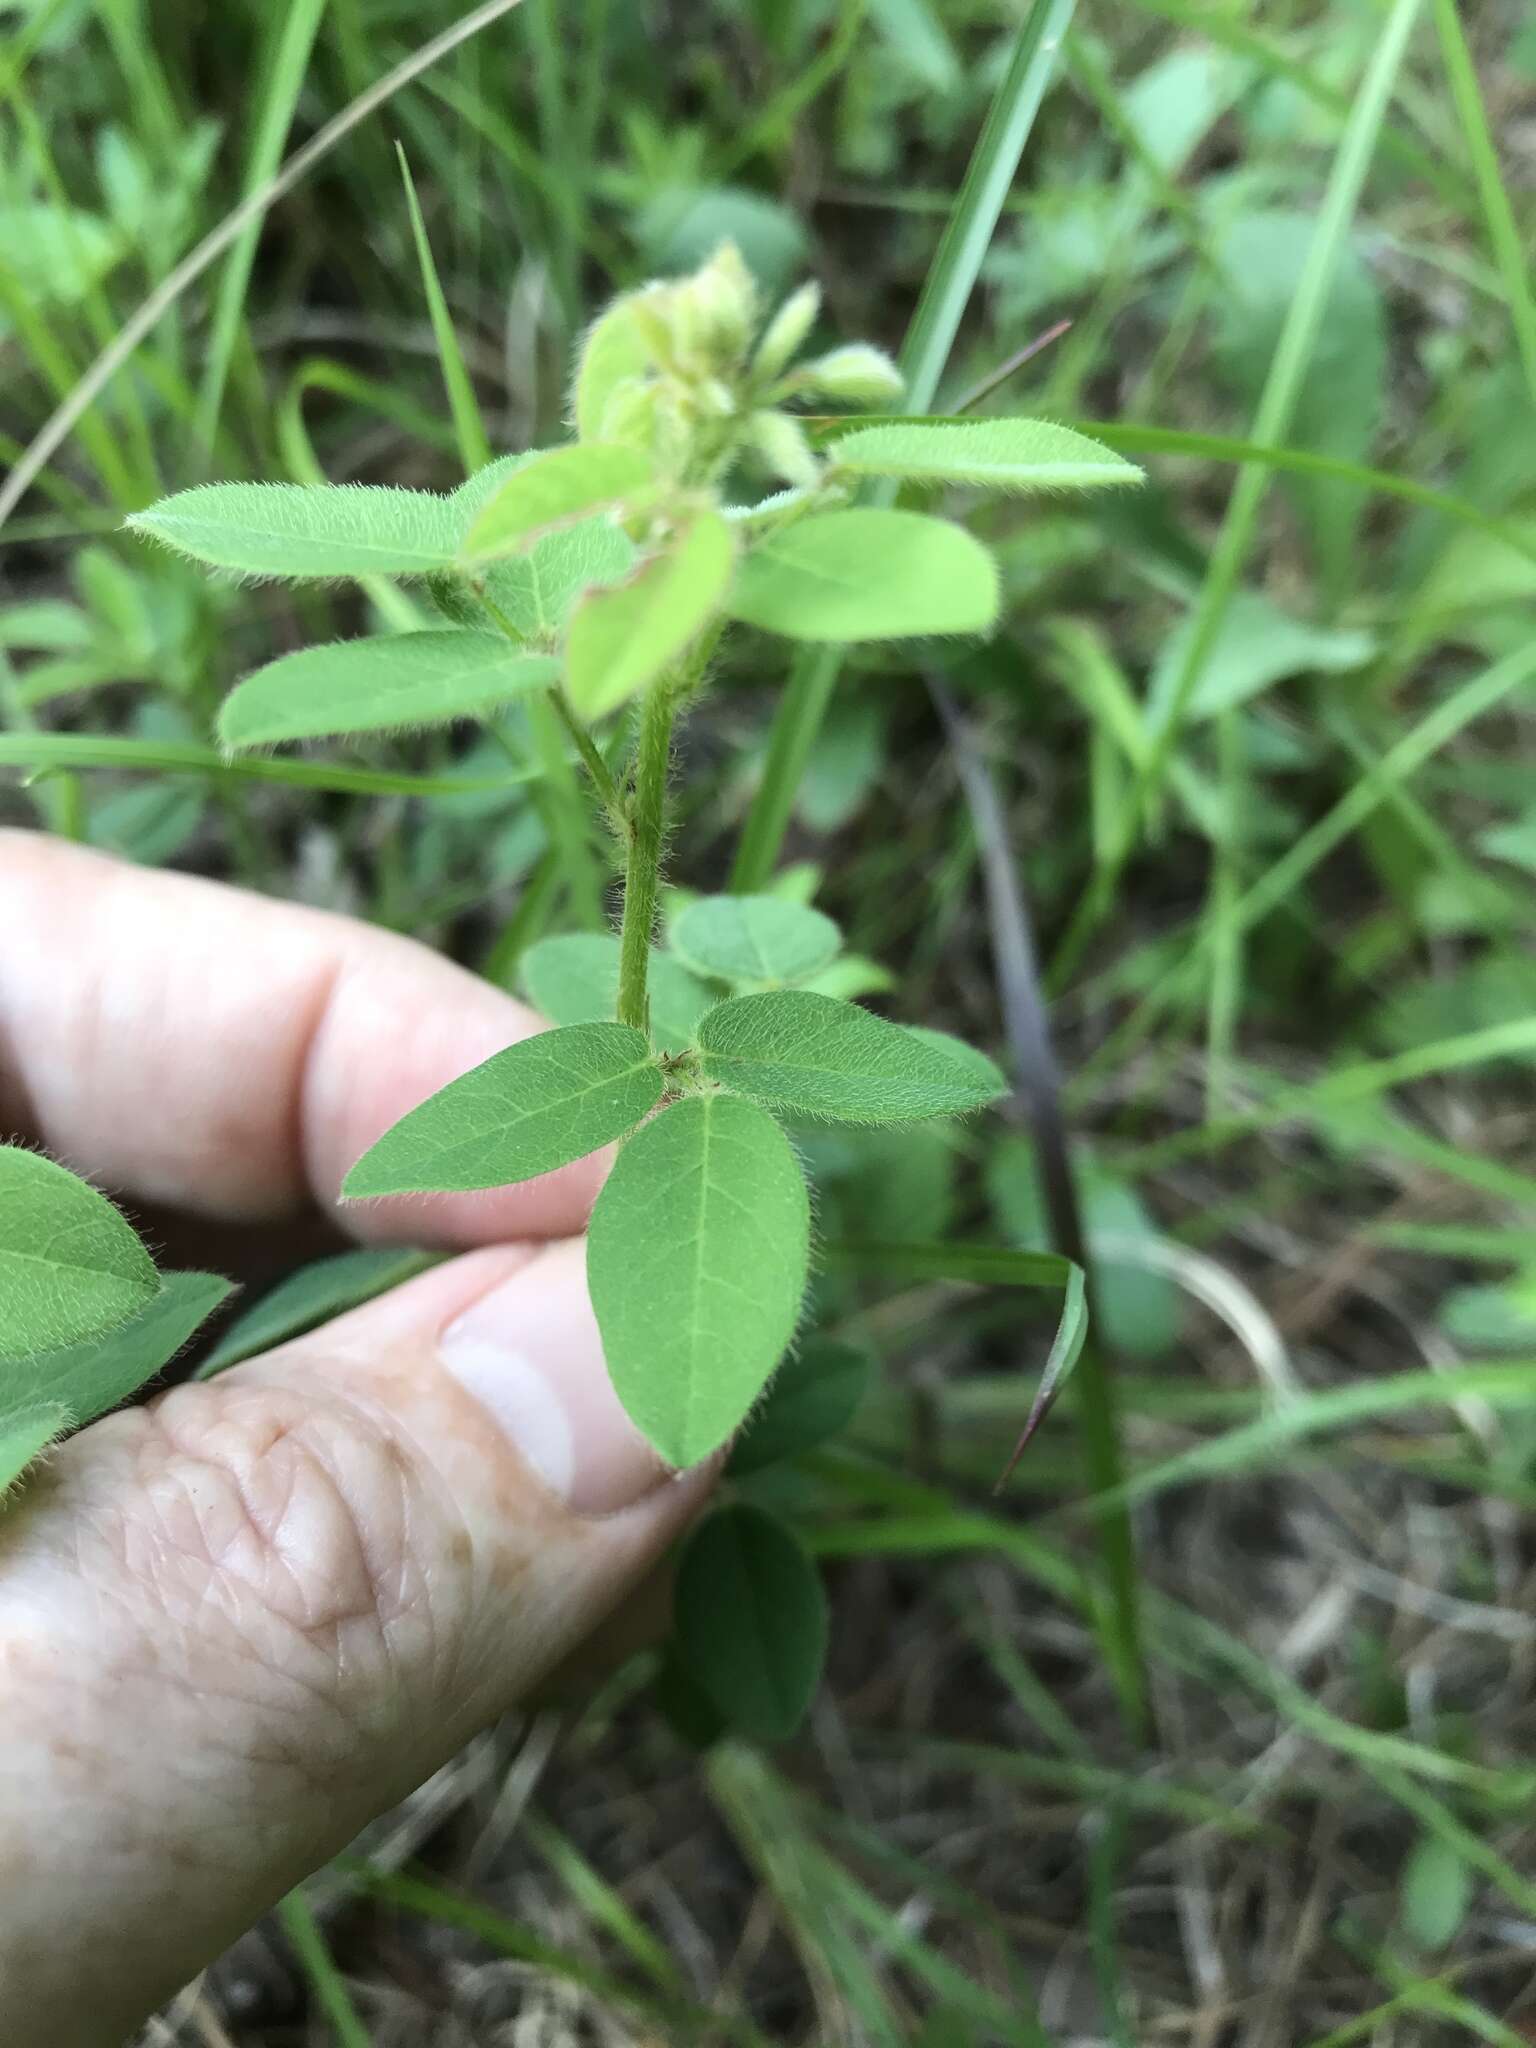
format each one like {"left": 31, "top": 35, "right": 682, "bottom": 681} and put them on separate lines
{"left": 696, "top": 992, "right": 1007, "bottom": 1124}
{"left": 217, "top": 634, "right": 559, "bottom": 748}
{"left": 6, "top": 1271, "right": 233, "bottom": 1420}
{"left": 565, "top": 512, "right": 736, "bottom": 718}
{"left": 0, "top": 1147, "right": 159, "bottom": 1355}
{"left": 198, "top": 1249, "right": 440, "bottom": 1377}
{"left": 1399, "top": 1832, "right": 1474, "bottom": 1952}
{"left": 1478, "top": 808, "right": 1536, "bottom": 877}
{"left": 1211, "top": 210, "right": 1387, "bottom": 595}
{"left": 796, "top": 697, "right": 887, "bottom": 833}
{"left": 638, "top": 186, "right": 808, "bottom": 295}
{"left": 671, "top": 894, "right": 842, "bottom": 986}
{"left": 460, "top": 445, "right": 655, "bottom": 566}
{"left": 0, "top": 1407, "right": 69, "bottom": 1495}
{"left": 519, "top": 933, "right": 711, "bottom": 1054}
{"left": 1145, "top": 588, "right": 1376, "bottom": 731}
{"left": 831, "top": 418, "right": 1141, "bottom": 492}
{"left": 727, "top": 1337, "right": 873, "bottom": 1476}
{"left": 729, "top": 509, "right": 1000, "bottom": 641}
{"left": 673, "top": 1503, "right": 828, "bottom": 1741}
{"left": 588, "top": 1094, "right": 810, "bottom": 1465}
{"left": 128, "top": 483, "right": 462, "bottom": 580}
{"left": 573, "top": 296, "right": 654, "bottom": 442}
{"left": 988, "top": 1137, "right": 1180, "bottom": 1360}
{"left": 344, "top": 1023, "right": 662, "bottom": 1196}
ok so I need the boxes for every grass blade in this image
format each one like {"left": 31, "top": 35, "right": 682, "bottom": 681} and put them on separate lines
{"left": 730, "top": 0, "right": 1077, "bottom": 891}
{"left": 396, "top": 142, "right": 493, "bottom": 475}
{"left": 196, "top": 0, "right": 329, "bottom": 451}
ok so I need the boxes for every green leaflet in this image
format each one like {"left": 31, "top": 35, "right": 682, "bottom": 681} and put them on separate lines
{"left": 726, "top": 1337, "right": 873, "bottom": 1476}
{"left": 1399, "top": 1833, "right": 1473, "bottom": 1953}
{"left": 343, "top": 1022, "right": 662, "bottom": 1196}
{"left": 729, "top": 509, "right": 1000, "bottom": 641}
{"left": 673, "top": 1503, "right": 828, "bottom": 1741}
{"left": 696, "top": 991, "right": 1007, "bottom": 1123}
{"left": 830, "top": 418, "right": 1142, "bottom": 491}
{"left": 670, "top": 894, "right": 841, "bottom": 986}
{"left": 198, "top": 1249, "right": 441, "bottom": 1377}
{"left": 573, "top": 296, "right": 653, "bottom": 442}
{"left": 5, "top": 1271, "right": 234, "bottom": 1421}
{"left": 588, "top": 1094, "right": 810, "bottom": 1465}
{"left": 565, "top": 512, "right": 736, "bottom": 717}
{"left": 0, "top": 1146, "right": 159, "bottom": 1355}
{"left": 0, "top": 1408, "right": 68, "bottom": 1495}
{"left": 127, "top": 482, "right": 461, "bottom": 579}
{"left": 460, "top": 445, "right": 655, "bottom": 566}
{"left": 217, "top": 633, "right": 558, "bottom": 747}
{"left": 519, "top": 933, "right": 711, "bottom": 1054}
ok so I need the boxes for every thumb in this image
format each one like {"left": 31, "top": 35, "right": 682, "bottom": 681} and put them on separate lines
{"left": 0, "top": 1240, "right": 709, "bottom": 2048}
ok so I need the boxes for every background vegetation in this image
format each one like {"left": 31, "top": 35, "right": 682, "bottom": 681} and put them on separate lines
{"left": 3, "top": 0, "right": 1536, "bottom": 2039}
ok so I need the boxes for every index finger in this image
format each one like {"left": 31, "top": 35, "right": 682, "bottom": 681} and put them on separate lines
{"left": 0, "top": 830, "right": 604, "bottom": 1244}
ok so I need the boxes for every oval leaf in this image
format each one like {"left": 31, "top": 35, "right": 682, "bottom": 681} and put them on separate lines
{"left": 588, "top": 1094, "right": 810, "bottom": 1465}
{"left": 565, "top": 512, "right": 736, "bottom": 719}
{"left": 198, "top": 1249, "right": 440, "bottom": 1378}
{"left": 127, "top": 483, "right": 461, "bottom": 579}
{"left": 831, "top": 418, "right": 1143, "bottom": 492}
{"left": 696, "top": 992, "right": 1007, "bottom": 1123}
{"left": 670, "top": 895, "right": 841, "bottom": 987}
{"left": 218, "top": 633, "right": 559, "bottom": 748}
{"left": 7, "top": 1270, "right": 234, "bottom": 1424}
{"left": 461, "top": 445, "right": 654, "bottom": 567}
{"left": 0, "top": 1406, "right": 68, "bottom": 1497}
{"left": 727, "top": 1337, "right": 872, "bottom": 1476}
{"left": 519, "top": 932, "right": 711, "bottom": 1054}
{"left": 674, "top": 1503, "right": 828, "bottom": 1741}
{"left": 730, "top": 508, "right": 1000, "bottom": 641}
{"left": 0, "top": 1146, "right": 158, "bottom": 1354}
{"left": 344, "top": 1023, "right": 662, "bottom": 1196}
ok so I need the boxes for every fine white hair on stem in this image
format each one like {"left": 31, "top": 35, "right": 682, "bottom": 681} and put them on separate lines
{"left": 0, "top": 0, "right": 529, "bottom": 534}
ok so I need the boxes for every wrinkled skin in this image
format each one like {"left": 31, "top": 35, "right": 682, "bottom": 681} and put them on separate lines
{"left": 0, "top": 835, "right": 709, "bottom": 2045}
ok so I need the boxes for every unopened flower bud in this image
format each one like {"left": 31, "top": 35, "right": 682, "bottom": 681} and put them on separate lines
{"left": 747, "top": 409, "right": 820, "bottom": 489}
{"left": 791, "top": 342, "right": 904, "bottom": 408}
{"left": 754, "top": 281, "right": 821, "bottom": 382}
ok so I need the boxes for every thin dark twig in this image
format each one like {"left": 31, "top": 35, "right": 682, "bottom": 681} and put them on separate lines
{"left": 952, "top": 318, "right": 1073, "bottom": 415}
{"left": 930, "top": 672, "right": 1144, "bottom": 1725}
{"left": 928, "top": 676, "right": 1087, "bottom": 1271}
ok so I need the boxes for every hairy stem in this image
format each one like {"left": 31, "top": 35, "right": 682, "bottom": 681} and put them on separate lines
{"left": 548, "top": 684, "right": 626, "bottom": 832}
{"left": 617, "top": 680, "right": 677, "bottom": 1033}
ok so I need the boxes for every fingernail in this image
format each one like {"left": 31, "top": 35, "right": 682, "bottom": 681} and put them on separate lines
{"left": 437, "top": 1239, "right": 666, "bottom": 1517}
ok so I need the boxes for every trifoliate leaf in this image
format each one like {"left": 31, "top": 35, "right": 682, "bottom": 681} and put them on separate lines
{"left": 670, "top": 894, "right": 841, "bottom": 986}
{"left": 519, "top": 932, "right": 711, "bottom": 1054}
{"left": 730, "top": 509, "right": 999, "bottom": 641}
{"left": 343, "top": 1023, "right": 662, "bottom": 1196}
{"left": 217, "top": 633, "right": 558, "bottom": 748}
{"left": 588, "top": 1094, "right": 810, "bottom": 1465}
{"left": 830, "top": 418, "right": 1142, "bottom": 492}
{"left": 0, "top": 1406, "right": 68, "bottom": 1495}
{"left": 674, "top": 1503, "right": 828, "bottom": 1741}
{"left": 696, "top": 992, "right": 1007, "bottom": 1123}
{"left": 0, "top": 1146, "right": 159, "bottom": 1354}
{"left": 565, "top": 512, "right": 735, "bottom": 718}
{"left": 128, "top": 482, "right": 461, "bottom": 579}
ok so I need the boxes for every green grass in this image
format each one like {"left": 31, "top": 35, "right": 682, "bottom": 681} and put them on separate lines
{"left": 6, "top": 0, "right": 1536, "bottom": 2041}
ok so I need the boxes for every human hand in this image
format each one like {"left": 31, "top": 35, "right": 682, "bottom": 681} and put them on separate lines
{"left": 0, "top": 831, "right": 713, "bottom": 2046}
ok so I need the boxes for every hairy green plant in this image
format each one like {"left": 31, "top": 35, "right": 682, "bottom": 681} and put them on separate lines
{"left": 7, "top": 243, "right": 1137, "bottom": 1736}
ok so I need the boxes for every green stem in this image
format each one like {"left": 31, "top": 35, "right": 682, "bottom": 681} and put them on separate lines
{"left": 617, "top": 682, "right": 677, "bottom": 1032}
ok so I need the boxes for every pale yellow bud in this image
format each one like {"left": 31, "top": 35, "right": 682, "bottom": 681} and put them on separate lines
{"left": 791, "top": 342, "right": 904, "bottom": 408}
